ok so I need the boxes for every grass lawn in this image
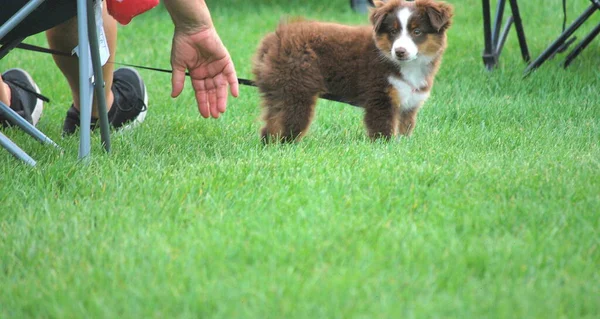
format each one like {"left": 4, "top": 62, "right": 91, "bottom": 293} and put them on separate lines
{"left": 1, "top": 0, "right": 599, "bottom": 317}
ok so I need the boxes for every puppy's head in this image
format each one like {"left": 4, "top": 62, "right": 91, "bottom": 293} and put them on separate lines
{"left": 370, "top": 0, "right": 453, "bottom": 63}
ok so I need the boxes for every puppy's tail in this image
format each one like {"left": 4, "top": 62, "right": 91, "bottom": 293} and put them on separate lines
{"left": 252, "top": 31, "right": 279, "bottom": 81}
{"left": 278, "top": 16, "right": 306, "bottom": 25}
{"left": 252, "top": 16, "right": 308, "bottom": 82}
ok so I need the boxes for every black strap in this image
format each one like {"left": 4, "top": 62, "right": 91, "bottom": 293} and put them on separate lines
{"left": 15, "top": 43, "right": 352, "bottom": 105}
{"left": 5, "top": 78, "right": 50, "bottom": 103}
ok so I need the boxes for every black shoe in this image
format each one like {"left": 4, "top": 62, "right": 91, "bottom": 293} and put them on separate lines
{"left": 1, "top": 68, "right": 45, "bottom": 127}
{"left": 108, "top": 67, "right": 148, "bottom": 130}
{"left": 61, "top": 104, "right": 98, "bottom": 136}
{"left": 62, "top": 67, "right": 148, "bottom": 135}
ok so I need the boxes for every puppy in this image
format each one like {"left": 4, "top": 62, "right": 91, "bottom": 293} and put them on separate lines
{"left": 252, "top": 0, "right": 453, "bottom": 142}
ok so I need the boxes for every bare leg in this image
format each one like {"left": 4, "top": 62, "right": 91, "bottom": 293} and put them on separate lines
{"left": 45, "top": 1, "right": 117, "bottom": 118}
{"left": 0, "top": 76, "right": 10, "bottom": 106}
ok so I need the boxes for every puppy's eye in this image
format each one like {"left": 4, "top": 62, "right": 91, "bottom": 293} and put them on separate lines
{"left": 390, "top": 29, "right": 399, "bottom": 36}
{"left": 413, "top": 29, "right": 422, "bottom": 36}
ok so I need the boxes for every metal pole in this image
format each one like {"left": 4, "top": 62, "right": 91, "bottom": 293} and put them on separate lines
{"left": 482, "top": 0, "right": 496, "bottom": 70}
{"left": 0, "top": 131, "right": 36, "bottom": 166}
{"left": 482, "top": 0, "right": 493, "bottom": 55}
{"left": 563, "top": 22, "right": 600, "bottom": 68}
{"left": 509, "top": 0, "right": 530, "bottom": 62}
{"left": 86, "top": 0, "right": 111, "bottom": 153}
{"left": 492, "top": 0, "right": 506, "bottom": 46}
{"left": 0, "top": 101, "right": 60, "bottom": 148}
{"left": 0, "top": 0, "right": 46, "bottom": 40}
{"left": 76, "top": 0, "right": 93, "bottom": 160}
{"left": 495, "top": 16, "right": 514, "bottom": 56}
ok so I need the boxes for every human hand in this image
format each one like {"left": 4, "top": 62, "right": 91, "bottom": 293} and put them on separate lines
{"left": 170, "top": 27, "right": 239, "bottom": 118}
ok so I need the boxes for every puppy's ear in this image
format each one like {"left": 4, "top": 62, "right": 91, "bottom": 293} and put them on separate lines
{"left": 425, "top": 1, "right": 454, "bottom": 32}
{"left": 370, "top": 5, "right": 388, "bottom": 32}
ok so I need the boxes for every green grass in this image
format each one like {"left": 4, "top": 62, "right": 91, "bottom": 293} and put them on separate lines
{"left": 1, "top": 0, "right": 599, "bottom": 317}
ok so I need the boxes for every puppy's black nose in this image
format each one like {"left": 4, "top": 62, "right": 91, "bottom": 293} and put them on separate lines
{"left": 395, "top": 47, "right": 407, "bottom": 59}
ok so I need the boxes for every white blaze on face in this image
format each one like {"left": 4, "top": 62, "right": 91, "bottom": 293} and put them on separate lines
{"left": 392, "top": 8, "right": 418, "bottom": 61}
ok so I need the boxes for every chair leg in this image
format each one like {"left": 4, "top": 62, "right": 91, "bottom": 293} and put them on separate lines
{"left": 523, "top": 4, "right": 597, "bottom": 77}
{"left": 76, "top": 0, "right": 93, "bottom": 160}
{"left": 86, "top": 0, "right": 110, "bottom": 153}
{"left": 563, "top": 22, "right": 600, "bottom": 68}
{"left": 482, "top": 0, "right": 497, "bottom": 70}
{"left": 508, "top": 0, "right": 530, "bottom": 62}
{"left": 482, "top": 0, "right": 529, "bottom": 70}
{"left": 0, "top": 101, "right": 60, "bottom": 148}
{"left": 491, "top": 0, "right": 506, "bottom": 46}
{"left": 495, "top": 16, "right": 513, "bottom": 57}
{"left": 0, "top": 131, "right": 36, "bottom": 166}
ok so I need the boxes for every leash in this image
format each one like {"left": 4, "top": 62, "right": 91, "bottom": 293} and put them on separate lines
{"left": 16, "top": 43, "right": 349, "bottom": 105}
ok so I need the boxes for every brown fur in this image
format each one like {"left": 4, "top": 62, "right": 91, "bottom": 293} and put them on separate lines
{"left": 253, "top": 0, "right": 453, "bottom": 142}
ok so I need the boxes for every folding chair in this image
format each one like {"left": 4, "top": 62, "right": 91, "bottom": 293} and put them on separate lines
{"left": 523, "top": 0, "right": 600, "bottom": 76}
{"left": 0, "top": 0, "right": 111, "bottom": 166}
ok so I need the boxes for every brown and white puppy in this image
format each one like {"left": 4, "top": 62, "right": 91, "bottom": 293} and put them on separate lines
{"left": 252, "top": 0, "right": 453, "bottom": 142}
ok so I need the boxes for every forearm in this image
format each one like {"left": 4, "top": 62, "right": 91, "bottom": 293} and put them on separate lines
{"left": 163, "top": 0, "right": 214, "bottom": 33}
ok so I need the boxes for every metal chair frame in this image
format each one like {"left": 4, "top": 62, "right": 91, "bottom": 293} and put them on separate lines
{"left": 0, "top": 0, "right": 111, "bottom": 166}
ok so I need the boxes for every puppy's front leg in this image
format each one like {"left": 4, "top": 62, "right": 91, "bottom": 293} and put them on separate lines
{"left": 398, "top": 108, "right": 419, "bottom": 137}
{"left": 364, "top": 103, "right": 398, "bottom": 140}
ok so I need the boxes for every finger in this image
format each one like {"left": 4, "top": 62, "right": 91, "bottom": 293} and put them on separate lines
{"left": 194, "top": 81, "right": 210, "bottom": 118}
{"left": 210, "top": 94, "right": 220, "bottom": 119}
{"left": 171, "top": 69, "right": 185, "bottom": 98}
{"left": 227, "top": 68, "right": 239, "bottom": 98}
{"left": 216, "top": 80, "right": 228, "bottom": 115}
{"left": 196, "top": 90, "right": 210, "bottom": 118}
{"left": 208, "top": 86, "right": 219, "bottom": 119}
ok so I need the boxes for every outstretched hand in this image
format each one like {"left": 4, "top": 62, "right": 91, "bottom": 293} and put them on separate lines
{"left": 170, "top": 27, "right": 239, "bottom": 118}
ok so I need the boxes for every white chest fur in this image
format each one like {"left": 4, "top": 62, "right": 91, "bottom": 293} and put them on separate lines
{"left": 388, "top": 58, "right": 432, "bottom": 111}
{"left": 388, "top": 76, "right": 430, "bottom": 111}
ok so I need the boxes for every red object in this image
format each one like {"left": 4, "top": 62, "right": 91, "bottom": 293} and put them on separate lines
{"left": 107, "top": 0, "right": 159, "bottom": 25}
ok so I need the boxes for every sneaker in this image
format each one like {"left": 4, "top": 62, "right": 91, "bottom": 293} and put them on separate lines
{"left": 62, "top": 67, "right": 148, "bottom": 135}
{"left": 108, "top": 67, "right": 148, "bottom": 130}
{"left": 1, "top": 68, "right": 45, "bottom": 127}
{"left": 62, "top": 104, "right": 97, "bottom": 136}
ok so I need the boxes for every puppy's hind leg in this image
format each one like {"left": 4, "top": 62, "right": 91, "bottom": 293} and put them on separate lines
{"left": 280, "top": 94, "right": 318, "bottom": 142}
{"left": 260, "top": 94, "right": 318, "bottom": 143}
{"left": 258, "top": 42, "right": 323, "bottom": 143}
{"left": 260, "top": 99, "right": 285, "bottom": 143}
